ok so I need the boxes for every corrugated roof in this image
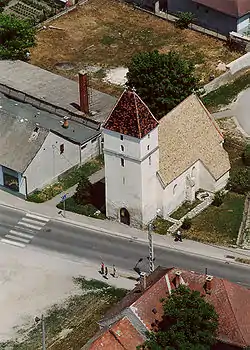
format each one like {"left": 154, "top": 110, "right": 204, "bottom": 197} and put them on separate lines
{"left": 0, "top": 108, "right": 48, "bottom": 173}
{"left": 158, "top": 94, "right": 230, "bottom": 186}
{"left": 88, "top": 317, "right": 145, "bottom": 349}
{"left": 103, "top": 89, "right": 159, "bottom": 139}
{"left": 193, "top": 0, "right": 250, "bottom": 17}
{"left": 0, "top": 60, "right": 116, "bottom": 123}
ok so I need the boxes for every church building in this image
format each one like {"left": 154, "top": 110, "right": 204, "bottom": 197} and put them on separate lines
{"left": 103, "top": 89, "right": 230, "bottom": 228}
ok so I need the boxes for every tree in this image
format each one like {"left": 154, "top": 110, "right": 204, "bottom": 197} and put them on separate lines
{"left": 126, "top": 51, "right": 198, "bottom": 119}
{"left": 0, "top": 13, "right": 36, "bottom": 60}
{"left": 139, "top": 285, "right": 218, "bottom": 350}
{"left": 74, "top": 176, "right": 93, "bottom": 205}
{"left": 228, "top": 167, "right": 250, "bottom": 194}
{"left": 242, "top": 144, "right": 250, "bottom": 166}
{"left": 175, "top": 12, "right": 195, "bottom": 29}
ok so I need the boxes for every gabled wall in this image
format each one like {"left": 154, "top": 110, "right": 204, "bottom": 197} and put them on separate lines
{"left": 21, "top": 132, "right": 100, "bottom": 194}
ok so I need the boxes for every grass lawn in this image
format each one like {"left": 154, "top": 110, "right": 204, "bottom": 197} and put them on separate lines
{"left": 153, "top": 217, "right": 173, "bottom": 235}
{"left": 31, "top": 0, "right": 239, "bottom": 95}
{"left": 184, "top": 192, "right": 245, "bottom": 245}
{"left": 202, "top": 70, "right": 250, "bottom": 112}
{"left": 27, "top": 156, "right": 104, "bottom": 203}
{"left": 0, "top": 278, "right": 127, "bottom": 350}
{"left": 170, "top": 199, "right": 201, "bottom": 220}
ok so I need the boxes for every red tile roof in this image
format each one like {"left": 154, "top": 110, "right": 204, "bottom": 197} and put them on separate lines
{"left": 132, "top": 268, "right": 250, "bottom": 348}
{"left": 103, "top": 89, "right": 158, "bottom": 139}
{"left": 88, "top": 317, "right": 144, "bottom": 349}
{"left": 193, "top": 0, "right": 250, "bottom": 17}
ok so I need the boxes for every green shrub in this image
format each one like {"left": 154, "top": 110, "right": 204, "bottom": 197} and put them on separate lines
{"left": 74, "top": 176, "right": 92, "bottom": 205}
{"left": 181, "top": 217, "right": 192, "bottom": 230}
{"left": 176, "top": 12, "right": 195, "bottom": 29}
{"left": 212, "top": 191, "right": 225, "bottom": 207}
{"left": 228, "top": 168, "right": 250, "bottom": 194}
{"left": 27, "top": 190, "right": 45, "bottom": 203}
{"left": 57, "top": 197, "right": 105, "bottom": 219}
{"left": 242, "top": 144, "right": 250, "bottom": 166}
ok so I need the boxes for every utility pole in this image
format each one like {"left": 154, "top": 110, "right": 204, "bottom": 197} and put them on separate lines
{"left": 35, "top": 314, "right": 46, "bottom": 350}
{"left": 148, "top": 223, "right": 154, "bottom": 273}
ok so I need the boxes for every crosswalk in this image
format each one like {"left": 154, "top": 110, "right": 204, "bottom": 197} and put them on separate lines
{"left": 1, "top": 213, "right": 49, "bottom": 248}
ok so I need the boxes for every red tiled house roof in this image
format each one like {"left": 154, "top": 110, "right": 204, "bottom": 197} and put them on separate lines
{"left": 87, "top": 317, "right": 144, "bottom": 350}
{"left": 87, "top": 267, "right": 250, "bottom": 349}
{"left": 193, "top": 0, "right": 250, "bottom": 17}
{"left": 103, "top": 89, "right": 159, "bottom": 139}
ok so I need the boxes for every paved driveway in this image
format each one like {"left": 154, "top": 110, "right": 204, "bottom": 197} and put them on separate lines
{"left": 213, "top": 87, "right": 250, "bottom": 136}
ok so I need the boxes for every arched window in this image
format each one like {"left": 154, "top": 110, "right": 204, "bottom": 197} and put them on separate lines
{"left": 121, "top": 145, "right": 124, "bottom": 152}
{"left": 173, "top": 184, "right": 177, "bottom": 195}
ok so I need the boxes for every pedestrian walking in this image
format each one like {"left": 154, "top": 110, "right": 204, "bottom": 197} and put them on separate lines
{"left": 105, "top": 266, "right": 108, "bottom": 278}
{"left": 177, "top": 230, "right": 182, "bottom": 242}
{"left": 112, "top": 264, "right": 117, "bottom": 278}
{"left": 101, "top": 262, "right": 104, "bottom": 275}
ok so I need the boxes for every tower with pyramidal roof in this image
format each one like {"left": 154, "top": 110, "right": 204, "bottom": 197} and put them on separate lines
{"left": 103, "top": 88, "right": 160, "bottom": 228}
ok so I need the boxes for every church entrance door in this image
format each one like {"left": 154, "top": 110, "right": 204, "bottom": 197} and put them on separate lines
{"left": 120, "top": 208, "right": 130, "bottom": 225}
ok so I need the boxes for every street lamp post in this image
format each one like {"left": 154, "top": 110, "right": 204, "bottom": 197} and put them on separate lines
{"left": 148, "top": 223, "right": 154, "bottom": 273}
{"left": 35, "top": 315, "right": 46, "bottom": 350}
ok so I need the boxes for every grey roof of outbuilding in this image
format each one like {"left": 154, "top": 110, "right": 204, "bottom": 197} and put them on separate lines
{"left": 0, "top": 60, "right": 116, "bottom": 123}
{"left": 0, "top": 93, "right": 100, "bottom": 145}
{"left": 0, "top": 108, "right": 49, "bottom": 173}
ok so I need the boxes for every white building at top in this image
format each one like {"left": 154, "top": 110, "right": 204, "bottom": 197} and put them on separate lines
{"left": 103, "top": 89, "right": 231, "bottom": 228}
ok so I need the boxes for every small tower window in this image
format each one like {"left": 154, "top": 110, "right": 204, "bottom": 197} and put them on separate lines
{"left": 60, "top": 144, "right": 64, "bottom": 154}
{"left": 121, "top": 158, "right": 125, "bottom": 167}
{"left": 148, "top": 134, "right": 150, "bottom": 139}
{"left": 120, "top": 135, "right": 124, "bottom": 140}
{"left": 149, "top": 156, "right": 151, "bottom": 165}
{"left": 122, "top": 176, "right": 125, "bottom": 185}
{"left": 121, "top": 145, "right": 124, "bottom": 152}
{"left": 147, "top": 145, "right": 150, "bottom": 151}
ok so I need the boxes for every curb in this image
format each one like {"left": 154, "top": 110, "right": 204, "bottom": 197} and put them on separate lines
{"left": 1, "top": 202, "right": 250, "bottom": 269}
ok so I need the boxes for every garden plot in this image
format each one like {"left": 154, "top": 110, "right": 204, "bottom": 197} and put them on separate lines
{"left": 31, "top": 0, "right": 240, "bottom": 96}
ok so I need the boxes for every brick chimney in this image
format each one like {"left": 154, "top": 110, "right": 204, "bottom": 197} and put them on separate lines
{"left": 140, "top": 272, "right": 147, "bottom": 291}
{"left": 205, "top": 275, "right": 213, "bottom": 294}
{"left": 175, "top": 271, "right": 182, "bottom": 288}
{"left": 79, "top": 71, "right": 89, "bottom": 114}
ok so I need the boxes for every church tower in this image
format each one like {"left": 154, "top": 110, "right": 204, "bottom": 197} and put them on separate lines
{"left": 103, "top": 89, "right": 159, "bottom": 228}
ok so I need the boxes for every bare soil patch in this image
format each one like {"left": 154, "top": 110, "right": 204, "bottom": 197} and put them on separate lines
{"left": 31, "top": 0, "right": 240, "bottom": 95}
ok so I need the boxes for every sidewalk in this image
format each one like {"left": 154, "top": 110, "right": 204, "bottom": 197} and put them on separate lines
{"left": 1, "top": 187, "right": 250, "bottom": 266}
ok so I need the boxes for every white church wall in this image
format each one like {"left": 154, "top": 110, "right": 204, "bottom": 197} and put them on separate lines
{"left": 103, "top": 129, "right": 141, "bottom": 160}
{"left": 214, "top": 171, "right": 229, "bottom": 192}
{"left": 140, "top": 127, "right": 158, "bottom": 159}
{"left": 161, "top": 161, "right": 200, "bottom": 217}
{"left": 141, "top": 147, "right": 160, "bottom": 224}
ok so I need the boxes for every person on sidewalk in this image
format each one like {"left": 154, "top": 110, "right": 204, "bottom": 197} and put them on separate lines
{"left": 101, "top": 262, "right": 104, "bottom": 275}
{"left": 175, "top": 230, "right": 182, "bottom": 242}
{"left": 105, "top": 266, "right": 108, "bottom": 279}
{"left": 112, "top": 264, "right": 117, "bottom": 278}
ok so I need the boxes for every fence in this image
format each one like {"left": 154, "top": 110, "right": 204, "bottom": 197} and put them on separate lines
{"left": 236, "top": 193, "right": 250, "bottom": 246}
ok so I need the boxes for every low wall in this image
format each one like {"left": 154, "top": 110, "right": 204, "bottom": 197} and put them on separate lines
{"left": 202, "top": 52, "right": 250, "bottom": 95}
{"left": 237, "top": 193, "right": 250, "bottom": 246}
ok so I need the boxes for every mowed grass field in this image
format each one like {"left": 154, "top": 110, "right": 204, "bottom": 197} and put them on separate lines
{"left": 31, "top": 0, "right": 240, "bottom": 95}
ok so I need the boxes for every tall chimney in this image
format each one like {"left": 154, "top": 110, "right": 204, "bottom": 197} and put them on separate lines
{"left": 205, "top": 275, "right": 213, "bottom": 294}
{"left": 140, "top": 272, "right": 147, "bottom": 291}
{"left": 79, "top": 71, "right": 89, "bottom": 114}
{"left": 175, "top": 271, "right": 182, "bottom": 288}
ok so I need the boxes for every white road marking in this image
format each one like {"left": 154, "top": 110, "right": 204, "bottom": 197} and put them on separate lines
{"left": 14, "top": 225, "right": 34, "bottom": 233}
{"left": 21, "top": 218, "right": 46, "bottom": 226}
{"left": 25, "top": 213, "right": 49, "bottom": 222}
{"left": 5, "top": 234, "right": 30, "bottom": 244}
{"left": 9, "top": 230, "right": 34, "bottom": 240}
{"left": 18, "top": 222, "right": 43, "bottom": 230}
{"left": 1, "top": 238, "right": 26, "bottom": 248}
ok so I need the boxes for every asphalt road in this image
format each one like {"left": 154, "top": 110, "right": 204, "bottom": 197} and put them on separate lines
{"left": 0, "top": 205, "right": 250, "bottom": 287}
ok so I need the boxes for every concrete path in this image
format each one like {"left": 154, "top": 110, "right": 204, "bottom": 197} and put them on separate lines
{"left": 212, "top": 88, "right": 250, "bottom": 137}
